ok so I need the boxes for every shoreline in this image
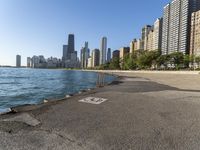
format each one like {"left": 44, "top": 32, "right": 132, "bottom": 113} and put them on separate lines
{"left": 2, "top": 67, "right": 200, "bottom": 74}
{"left": 1, "top": 69, "right": 200, "bottom": 115}
{"left": 0, "top": 73, "right": 119, "bottom": 115}
{"left": 83, "top": 69, "right": 200, "bottom": 75}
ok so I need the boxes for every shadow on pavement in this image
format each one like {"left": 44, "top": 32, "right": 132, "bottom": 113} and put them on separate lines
{"left": 106, "top": 80, "right": 200, "bottom": 93}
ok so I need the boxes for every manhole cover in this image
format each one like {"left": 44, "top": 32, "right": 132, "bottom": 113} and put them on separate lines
{"left": 79, "top": 97, "right": 107, "bottom": 104}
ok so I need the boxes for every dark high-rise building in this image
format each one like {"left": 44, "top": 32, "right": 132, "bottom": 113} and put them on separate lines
{"left": 16, "top": 55, "right": 21, "bottom": 67}
{"left": 107, "top": 48, "right": 111, "bottom": 62}
{"left": 67, "top": 34, "right": 75, "bottom": 58}
{"left": 62, "top": 45, "right": 68, "bottom": 61}
{"left": 112, "top": 50, "right": 120, "bottom": 59}
{"left": 27, "top": 57, "right": 31, "bottom": 68}
{"left": 62, "top": 34, "right": 78, "bottom": 68}
{"left": 92, "top": 49, "right": 100, "bottom": 67}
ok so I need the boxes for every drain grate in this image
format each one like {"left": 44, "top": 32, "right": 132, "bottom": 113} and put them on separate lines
{"left": 79, "top": 97, "right": 107, "bottom": 105}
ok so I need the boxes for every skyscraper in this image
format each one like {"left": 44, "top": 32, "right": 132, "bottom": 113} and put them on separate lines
{"left": 142, "top": 25, "right": 152, "bottom": 50}
{"left": 107, "top": 48, "right": 111, "bottom": 62}
{"left": 31, "top": 56, "right": 39, "bottom": 68}
{"left": 161, "top": 0, "right": 200, "bottom": 55}
{"left": 62, "top": 45, "right": 68, "bottom": 62}
{"left": 153, "top": 18, "right": 163, "bottom": 51}
{"left": 87, "top": 57, "right": 92, "bottom": 68}
{"left": 62, "top": 34, "right": 78, "bottom": 68}
{"left": 112, "top": 50, "right": 120, "bottom": 59}
{"left": 162, "top": 4, "right": 170, "bottom": 55}
{"left": 67, "top": 34, "right": 75, "bottom": 59}
{"left": 190, "top": 10, "right": 200, "bottom": 56}
{"left": 27, "top": 57, "right": 31, "bottom": 68}
{"left": 133, "top": 39, "right": 143, "bottom": 51}
{"left": 144, "top": 18, "right": 163, "bottom": 52}
{"left": 120, "top": 47, "right": 130, "bottom": 59}
{"left": 146, "top": 27, "right": 154, "bottom": 51}
{"left": 100, "top": 37, "right": 107, "bottom": 65}
{"left": 16, "top": 55, "right": 21, "bottom": 67}
{"left": 92, "top": 49, "right": 100, "bottom": 67}
{"left": 80, "top": 42, "right": 90, "bottom": 68}
{"left": 80, "top": 47, "right": 85, "bottom": 68}
{"left": 130, "top": 40, "right": 135, "bottom": 54}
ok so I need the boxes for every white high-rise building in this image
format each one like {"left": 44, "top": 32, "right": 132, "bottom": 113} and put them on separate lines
{"left": 161, "top": 0, "right": 200, "bottom": 55}
{"left": 190, "top": 10, "right": 200, "bottom": 56}
{"left": 80, "top": 42, "right": 90, "bottom": 68}
{"left": 145, "top": 18, "right": 163, "bottom": 51}
{"left": 142, "top": 25, "right": 152, "bottom": 50}
{"left": 146, "top": 29, "right": 154, "bottom": 51}
{"left": 153, "top": 18, "right": 163, "bottom": 51}
{"left": 31, "top": 56, "right": 40, "bottom": 68}
{"left": 87, "top": 57, "right": 92, "bottom": 68}
{"left": 162, "top": 4, "right": 170, "bottom": 55}
{"left": 100, "top": 37, "right": 107, "bottom": 65}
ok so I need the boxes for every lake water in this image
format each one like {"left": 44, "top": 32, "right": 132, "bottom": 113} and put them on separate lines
{"left": 0, "top": 68, "right": 116, "bottom": 113}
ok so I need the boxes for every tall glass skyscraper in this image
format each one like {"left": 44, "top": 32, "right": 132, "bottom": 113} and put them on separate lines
{"left": 67, "top": 34, "right": 75, "bottom": 59}
{"left": 100, "top": 37, "right": 107, "bottom": 65}
{"left": 62, "top": 34, "right": 79, "bottom": 68}
{"left": 16, "top": 55, "right": 21, "bottom": 67}
{"left": 161, "top": 0, "right": 200, "bottom": 55}
{"left": 80, "top": 42, "right": 90, "bottom": 68}
{"left": 107, "top": 48, "right": 111, "bottom": 62}
{"left": 62, "top": 45, "right": 68, "bottom": 61}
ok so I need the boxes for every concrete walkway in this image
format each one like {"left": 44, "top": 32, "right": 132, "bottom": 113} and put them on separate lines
{"left": 1, "top": 73, "right": 200, "bottom": 150}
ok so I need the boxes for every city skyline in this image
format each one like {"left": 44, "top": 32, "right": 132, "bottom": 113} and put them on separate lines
{"left": 0, "top": 0, "right": 169, "bottom": 66}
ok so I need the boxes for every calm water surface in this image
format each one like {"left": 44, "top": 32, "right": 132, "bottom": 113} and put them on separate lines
{"left": 0, "top": 68, "right": 116, "bottom": 112}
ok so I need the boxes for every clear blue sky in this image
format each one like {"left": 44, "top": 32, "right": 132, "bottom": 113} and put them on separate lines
{"left": 0, "top": 0, "right": 170, "bottom": 66}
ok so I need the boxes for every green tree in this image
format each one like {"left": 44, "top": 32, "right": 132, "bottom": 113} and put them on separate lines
{"left": 183, "top": 54, "right": 190, "bottom": 68}
{"left": 156, "top": 55, "right": 170, "bottom": 69}
{"left": 137, "top": 51, "right": 160, "bottom": 69}
{"left": 109, "top": 58, "right": 120, "bottom": 70}
{"left": 98, "top": 63, "right": 110, "bottom": 70}
{"left": 195, "top": 56, "right": 200, "bottom": 69}
{"left": 169, "top": 52, "right": 184, "bottom": 70}
{"left": 121, "top": 53, "right": 137, "bottom": 70}
{"left": 121, "top": 54, "right": 129, "bottom": 70}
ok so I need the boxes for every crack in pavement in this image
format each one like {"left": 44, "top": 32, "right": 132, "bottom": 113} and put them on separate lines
{"left": 35, "top": 128, "right": 83, "bottom": 148}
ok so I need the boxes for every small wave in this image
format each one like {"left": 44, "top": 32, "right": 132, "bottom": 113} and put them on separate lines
{"left": 0, "top": 108, "right": 11, "bottom": 114}
{"left": 13, "top": 95, "right": 27, "bottom": 99}
{"left": 32, "top": 87, "right": 41, "bottom": 89}
{"left": 0, "top": 82, "right": 21, "bottom": 85}
{"left": 0, "top": 76, "right": 29, "bottom": 79}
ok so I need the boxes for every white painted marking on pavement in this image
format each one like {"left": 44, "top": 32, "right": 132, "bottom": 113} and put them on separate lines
{"left": 79, "top": 97, "right": 107, "bottom": 104}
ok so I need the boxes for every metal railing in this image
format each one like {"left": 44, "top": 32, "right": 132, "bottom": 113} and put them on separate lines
{"left": 96, "top": 73, "right": 105, "bottom": 87}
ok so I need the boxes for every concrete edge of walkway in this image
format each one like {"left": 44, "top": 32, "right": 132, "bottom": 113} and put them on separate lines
{"left": 0, "top": 78, "right": 123, "bottom": 117}
{"left": 83, "top": 70, "right": 200, "bottom": 75}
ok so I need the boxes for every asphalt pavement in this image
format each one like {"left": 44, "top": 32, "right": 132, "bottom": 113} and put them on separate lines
{"left": 1, "top": 73, "right": 200, "bottom": 150}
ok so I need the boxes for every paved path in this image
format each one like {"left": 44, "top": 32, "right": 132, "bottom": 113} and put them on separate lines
{"left": 1, "top": 74, "right": 200, "bottom": 150}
